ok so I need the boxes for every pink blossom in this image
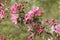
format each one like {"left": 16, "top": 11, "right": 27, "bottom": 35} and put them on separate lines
{"left": 25, "top": 17, "right": 33, "bottom": 22}
{"left": 45, "top": 19, "right": 49, "bottom": 24}
{"left": 45, "top": 19, "right": 57, "bottom": 25}
{"left": 37, "top": 26, "right": 44, "bottom": 34}
{"left": 28, "top": 33, "right": 34, "bottom": 40}
{"left": 32, "top": 7, "right": 39, "bottom": 12}
{"left": 17, "top": 5, "right": 21, "bottom": 10}
{"left": 0, "top": 10, "right": 5, "bottom": 19}
{"left": 54, "top": 24, "right": 60, "bottom": 34}
{"left": 40, "top": 26, "right": 45, "bottom": 29}
{"left": 10, "top": 3, "right": 18, "bottom": 14}
{"left": 32, "top": 7, "right": 44, "bottom": 16}
{"left": 11, "top": 14, "right": 18, "bottom": 25}
{"left": 11, "top": 14, "right": 19, "bottom": 18}
{"left": 23, "top": 20, "right": 28, "bottom": 24}
{"left": 50, "top": 25, "right": 55, "bottom": 33}
{"left": 25, "top": 10, "right": 34, "bottom": 18}
{"left": 17, "top": 3, "right": 24, "bottom": 10}
{"left": 24, "top": 7, "right": 44, "bottom": 24}
{"left": 51, "top": 19, "right": 57, "bottom": 23}
{"left": 28, "top": 25, "right": 33, "bottom": 31}
{"left": 20, "top": 3, "right": 24, "bottom": 9}
{"left": 50, "top": 19, "right": 57, "bottom": 25}
{"left": 25, "top": 12, "right": 34, "bottom": 22}
{"left": 37, "top": 28, "right": 44, "bottom": 34}
{"left": 10, "top": 3, "right": 19, "bottom": 24}
{"left": 51, "top": 24, "right": 60, "bottom": 34}
{"left": 12, "top": 19, "right": 17, "bottom": 25}
{"left": 0, "top": 3, "right": 4, "bottom": 8}
{"left": 33, "top": 23, "right": 38, "bottom": 28}
{"left": 0, "top": 36, "right": 6, "bottom": 40}
{"left": 11, "top": 3, "right": 24, "bottom": 13}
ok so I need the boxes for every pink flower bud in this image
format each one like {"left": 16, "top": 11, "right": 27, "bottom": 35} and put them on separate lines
{"left": 37, "top": 28, "right": 44, "bottom": 34}
{"left": 0, "top": 10, "right": 5, "bottom": 19}
{"left": 45, "top": 19, "right": 49, "bottom": 24}
{"left": 0, "top": 3, "right": 4, "bottom": 8}
{"left": 28, "top": 33, "right": 34, "bottom": 40}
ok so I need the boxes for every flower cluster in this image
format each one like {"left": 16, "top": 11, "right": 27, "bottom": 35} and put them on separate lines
{"left": 0, "top": 3, "right": 5, "bottom": 19}
{"left": 10, "top": 3, "right": 18, "bottom": 25}
{"left": 11, "top": 3, "right": 18, "bottom": 14}
{"left": 37, "top": 26, "right": 45, "bottom": 34}
{"left": 23, "top": 7, "right": 60, "bottom": 40}
{"left": 24, "top": 7, "right": 44, "bottom": 24}
{"left": 23, "top": 7, "right": 45, "bottom": 40}
{"left": 45, "top": 19, "right": 59, "bottom": 33}
{"left": 10, "top": 3, "right": 24, "bottom": 24}
{"left": 45, "top": 19, "right": 57, "bottom": 25}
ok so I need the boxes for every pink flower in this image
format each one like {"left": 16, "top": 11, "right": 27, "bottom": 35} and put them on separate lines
{"left": 37, "top": 28, "right": 44, "bottom": 34}
{"left": 0, "top": 10, "right": 5, "bottom": 19}
{"left": 25, "top": 10, "right": 34, "bottom": 19}
{"left": 24, "top": 7, "right": 44, "bottom": 24}
{"left": 17, "top": 5, "right": 21, "bottom": 10}
{"left": 0, "top": 36, "right": 6, "bottom": 40}
{"left": 51, "top": 19, "right": 57, "bottom": 23}
{"left": 50, "top": 19, "right": 57, "bottom": 25}
{"left": 11, "top": 19, "right": 18, "bottom": 25}
{"left": 20, "top": 3, "right": 24, "bottom": 9}
{"left": 11, "top": 14, "right": 18, "bottom": 25}
{"left": 11, "top": 14, "right": 19, "bottom": 18}
{"left": 45, "top": 19, "right": 49, "bottom": 24}
{"left": 23, "top": 20, "right": 28, "bottom": 24}
{"left": 26, "top": 17, "right": 33, "bottom": 22}
{"left": 0, "top": 3, "right": 4, "bottom": 8}
{"left": 17, "top": 3, "right": 24, "bottom": 10}
{"left": 33, "top": 23, "right": 38, "bottom": 28}
{"left": 25, "top": 12, "right": 34, "bottom": 23}
{"left": 11, "top": 3, "right": 24, "bottom": 14}
{"left": 45, "top": 19, "right": 57, "bottom": 25}
{"left": 28, "top": 33, "right": 34, "bottom": 40}
{"left": 50, "top": 25, "right": 55, "bottom": 33}
{"left": 37, "top": 26, "right": 44, "bottom": 34}
{"left": 28, "top": 25, "right": 33, "bottom": 31}
{"left": 32, "top": 7, "right": 39, "bottom": 12}
{"left": 32, "top": 7, "right": 44, "bottom": 16}
{"left": 54, "top": 24, "right": 60, "bottom": 34}
{"left": 10, "top": 3, "right": 18, "bottom": 14}
{"left": 40, "top": 26, "right": 45, "bottom": 29}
